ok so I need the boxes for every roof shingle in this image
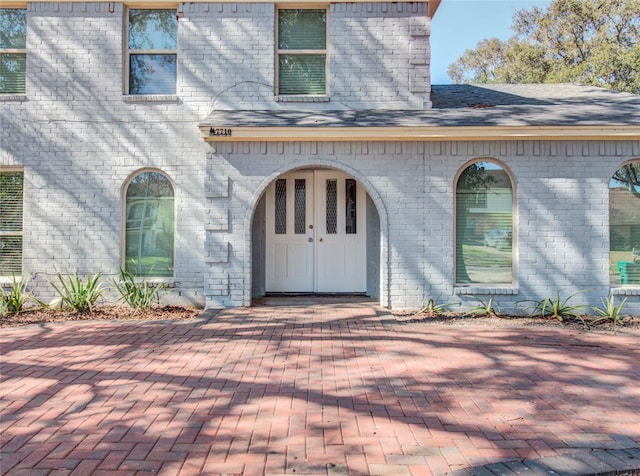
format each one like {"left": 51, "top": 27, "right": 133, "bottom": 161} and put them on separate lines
{"left": 199, "top": 84, "right": 640, "bottom": 129}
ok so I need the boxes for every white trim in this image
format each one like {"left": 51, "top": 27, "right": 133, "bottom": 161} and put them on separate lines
{"left": 200, "top": 125, "right": 640, "bottom": 142}
{"left": 0, "top": 169, "right": 24, "bottom": 278}
{"left": 0, "top": 7, "right": 27, "bottom": 95}
{"left": 121, "top": 168, "right": 177, "bottom": 279}
{"left": 454, "top": 287, "right": 519, "bottom": 295}
{"left": 125, "top": 6, "right": 178, "bottom": 95}
{"left": 611, "top": 287, "right": 640, "bottom": 296}
{"left": 453, "top": 159, "right": 516, "bottom": 287}
{"left": 0, "top": 94, "right": 27, "bottom": 101}
{"left": 275, "top": 5, "right": 329, "bottom": 97}
{"left": 273, "top": 94, "right": 330, "bottom": 102}
{"left": 122, "top": 94, "right": 179, "bottom": 102}
{"left": 16, "top": 0, "right": 426, "bottom": 2}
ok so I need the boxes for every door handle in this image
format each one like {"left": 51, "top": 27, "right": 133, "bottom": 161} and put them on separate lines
{"left": 319, "top": 238, "right": 323, "bottom": 243}
{"left": 308, "top": 237, "right": 313, "bottom": 242}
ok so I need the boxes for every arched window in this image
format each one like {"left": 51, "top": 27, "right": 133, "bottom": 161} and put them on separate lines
{"left": 455, "top": 161, "right": 513, "bottom": 285}
{"left": 124, "top": 171, "right": 175, "bottom": 277}
{"left": 609, "top": 160, "right": 640, "bottom": 285}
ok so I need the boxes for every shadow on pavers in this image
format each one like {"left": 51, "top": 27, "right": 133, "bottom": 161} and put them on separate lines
{"left": 448, "top": 448, "right": 640, "bottom": 476}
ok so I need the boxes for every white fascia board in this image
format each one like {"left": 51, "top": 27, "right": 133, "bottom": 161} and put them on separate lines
{"left": 22, "top": 0, "right": 428, "bottom": 2}
{"left": 200, "top": 125, "right": 640, "bottom": 142}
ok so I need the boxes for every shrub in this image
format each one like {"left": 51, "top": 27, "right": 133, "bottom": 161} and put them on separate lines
{"left": 51, "top": 272, "right": 104, "bottom": 313}
{"left": 417, "top": 298, "right": 448, "bottom": 315}
{"left": 467, "top": 297, "right": 500, "bottom": 317}
{"left": 0, "top": 275, "right": 39, "bottom": 316}
{"left": 522, "top": 291, "right": 588, "bottom": 322}
{"left": 591, "top": 296, "right": 628, "bottom": 326}
{"left": 112, "top": 268, "right": 165, "bottom": 310}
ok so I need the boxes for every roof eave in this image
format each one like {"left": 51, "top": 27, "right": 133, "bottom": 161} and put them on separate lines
{"left": 199, "top": 125, "right": 640, "bottom": 142}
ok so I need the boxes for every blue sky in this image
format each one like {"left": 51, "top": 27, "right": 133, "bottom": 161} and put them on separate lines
{"left": 430, "top": 0, "right": 552, "bottom": 84}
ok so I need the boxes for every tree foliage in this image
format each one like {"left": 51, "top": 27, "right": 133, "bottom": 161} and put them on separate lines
{"left": 612, "top": 162, "right": 640, "bottom": 199}
{"left": 447, "top": 0, "right": 640, "bottom": 93}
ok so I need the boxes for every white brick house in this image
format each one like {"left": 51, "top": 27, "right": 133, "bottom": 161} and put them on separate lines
{"left": 1, "top": 1, "right": 639, "bottom": 313}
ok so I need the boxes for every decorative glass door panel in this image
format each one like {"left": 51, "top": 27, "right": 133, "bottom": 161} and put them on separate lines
{"left": 265, "top": 172, "right": 314, "bottom": 292}
{"left": 315, "top": 171, "right": 366, "bottom": 292}
{"left": 265, "top": 170, "right": 366, "bottom": 293}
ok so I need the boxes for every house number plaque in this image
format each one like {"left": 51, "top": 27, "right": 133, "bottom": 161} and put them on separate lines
{"left": 209, "top": 127, "right": 232, "bottom": 137}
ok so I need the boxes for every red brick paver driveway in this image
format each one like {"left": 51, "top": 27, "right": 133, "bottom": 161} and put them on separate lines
{"left": 1, "top": 299, "right": 639, "bottom": 475}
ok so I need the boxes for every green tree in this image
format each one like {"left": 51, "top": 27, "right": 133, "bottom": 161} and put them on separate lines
{"left": 448, "top": 0, "right": 640, "bottom": 94}
{"left": 612, "top": 162, "right": 640, "bottom": 199}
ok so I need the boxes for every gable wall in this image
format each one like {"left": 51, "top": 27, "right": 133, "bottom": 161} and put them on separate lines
{"left": 178, "top": 2, "right": 431, "bottom": 111}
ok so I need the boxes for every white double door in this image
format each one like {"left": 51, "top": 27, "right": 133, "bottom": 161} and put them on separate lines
{"left": 265, "top": 170, "right": 366, "bottom": 293}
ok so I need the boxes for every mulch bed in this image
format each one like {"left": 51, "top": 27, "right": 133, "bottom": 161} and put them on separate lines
{"left": 393, "top": 310, "right": 640, "bottom": 335}
{"left": 0, "top": 305, "right": 200, "bottom": 328}
{"left": 2, "top": 305, "right": 640, "bottom": 336}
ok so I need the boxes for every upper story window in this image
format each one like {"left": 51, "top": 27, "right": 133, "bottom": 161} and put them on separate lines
{"left": 0, "top": 170, "right": 24, "bottom": 276}
{"left": 0, "top": 8, "right": 27, "bottom": 94}
{"left": 609, "top": 160, "right": 640, "bottom": 286}
{"left": 126, "top": 8, "right": 177, "bottom": 95}
{"left": 455, "top": 161, "right": 514, "bottom": 285}
{"left": 277, "top": 8, "right": 327, "bottom": 95}
{"left": 124, "top": 171, "right": 175, "bottom": 277}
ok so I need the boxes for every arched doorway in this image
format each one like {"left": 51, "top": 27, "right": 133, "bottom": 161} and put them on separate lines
{"left": 252, "top": 168, "right": 379, "bottom": 296}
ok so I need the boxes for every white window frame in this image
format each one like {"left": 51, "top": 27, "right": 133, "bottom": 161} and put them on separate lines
{"left": 609, "top": 159, "right": 640, "bottom": 288}
{"left": 454, "top": 159, "right": 516, "bottom": 287}
{"left": 275, "top": 5, "right": 329, "bottom": 97}
{"left": 122, "top": 169, "right": 176, "bottom": 279}
{"left": 0, "top": 168, "right": 24, "bottom": 277}
{"left": 0, "top": 6, "right": 27, "bottom": 95}
{"left": 125, "top": 6, "right": 178, "bottom": 96}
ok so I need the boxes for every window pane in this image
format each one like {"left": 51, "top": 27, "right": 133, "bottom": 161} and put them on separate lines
{"left": 0, "top": 9, "right": 27, "bottom": 49}
{"left": 1, "top": 9, "right": 26, "bottom": 94}
{"left": 127, "top": 171, "right": 174, "bottom": 198}
{"left": 129, "top": 54, "right": 176, "bottom": 94}
{"left": 128, "top": 9, "right": 177, "bottom": 50}
{"left": 279, "top": 54, "right": 326, "bottom": 95}
{"left": 274, "top": 179, "right": 286, "bottom": 235}
{"left": 0, "top": 171, "right": 23, "bottom": 276}
{"left": 294, "top": 179, "right": 306, "bottom": 235}
{"left": 326, "top": 179, "right": 337, "bottom": 234}
{"left": 125, "top": 172, "right": 174, "bottom": 277}
{"left": 278, "top": 9, "right": 326, "bottom": 50}
{"left": 345, "top": 179, "right": 357, "bottom": 234}
{"left": 456, "top": 162, "right": 512, "bottom": 284}
{"left": 0, "top": 172, "right": 23, "bottom": 232}
{"left": 609, "top": 161, "right": 640, "bottom": 285}
{"left": 0, "top": 236, "right": 22, "bottom": 276}
{"left": 0, "top": 54, "right": 26, "bottom": 93}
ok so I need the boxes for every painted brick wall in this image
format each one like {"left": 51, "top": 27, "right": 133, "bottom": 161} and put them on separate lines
{"left": 1, "top": 1, "right": 639, "bottom": 314}
{"left": 179, "top": 2, "right": 431, "bottom": 111}
{"left": 179, "top": 3, "right": 275, "bottom": 113}
{"left": 330, "top": 3, "right": 431, "bottom": 109}
{"left": 205, "top": 140, "right": 640, "bottom": 313}
{"left": 1, "top": 1, "right": 433, "bottom": 305}
{"left": 1, "top": 2, "right": 210, "bottom": 305}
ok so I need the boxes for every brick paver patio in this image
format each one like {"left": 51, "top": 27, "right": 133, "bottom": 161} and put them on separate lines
{"left": 1, "top": 299, "right": 639, "bottom": 475}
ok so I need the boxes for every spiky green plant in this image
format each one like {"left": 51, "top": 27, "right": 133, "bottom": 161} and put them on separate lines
{"left": 112, "top": 268, "right": 165, "bottom": 310}
{"left": 468, "top": 297, "right": 500, "bottom": 317}
{"left": 1, "top": 275, "right": 35, "bottom": 316}
{"left": 51, "top": 272, "right": 104, "bottom": 313}
{"left": 416, "top": 298, "right": 448, "bottom": 316}
{"left": 591, "top": 296, "right": 628, "bottom": 326}
{"left": 523, "top": 290, "right": 588, "bottom": 322}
